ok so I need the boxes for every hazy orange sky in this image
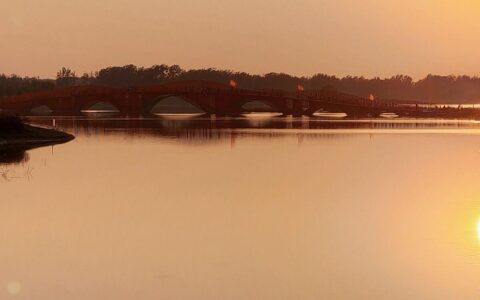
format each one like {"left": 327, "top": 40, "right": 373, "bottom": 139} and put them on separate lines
{"left": 1, "top": 0, "right": 480, "bottom": 79}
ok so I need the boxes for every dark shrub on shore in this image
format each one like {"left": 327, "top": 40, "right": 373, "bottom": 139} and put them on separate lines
{"left": 0, "top": 114, "right": 25, "bottom": 133}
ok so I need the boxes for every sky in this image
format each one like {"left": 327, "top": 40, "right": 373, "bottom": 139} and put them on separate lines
{"left": 1, "top": 0, "right": 480, "bottom": 79}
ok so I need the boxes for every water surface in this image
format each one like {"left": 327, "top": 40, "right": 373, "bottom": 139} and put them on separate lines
{"left": 2, "top": 116, "right": 480, "bottom": 299}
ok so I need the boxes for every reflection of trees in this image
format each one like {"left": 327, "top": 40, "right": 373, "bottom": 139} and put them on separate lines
{"left": 0, "top": 146, "right": 30, "bottom": 181}
{"left": 4, "top": 65, "right": 480, "bottom": 103}
{"left": 0, "top": 146, "right": 30, "bottom": 165}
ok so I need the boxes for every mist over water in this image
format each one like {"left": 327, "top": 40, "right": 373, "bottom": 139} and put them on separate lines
{"left": 2, "top": 117, "right": 480, "bottom": 299}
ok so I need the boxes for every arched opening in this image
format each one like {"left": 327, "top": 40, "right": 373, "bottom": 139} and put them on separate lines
{"left": 241, "top": 100, "right": 282, "bottom": 117}
{"left": 82, "top": 102, "right": 120, "bottom": 117}
{"left": 30, "top": 105, "right": 53, "bottom": 116}
{"left": 149, "top": 96, "right": 205, "bottom": 117}
{"left": 311, "top": 108, "right": 347, "bottom": 118}
{"left": 379, "top": 112, "right": 399, "bottom": 118}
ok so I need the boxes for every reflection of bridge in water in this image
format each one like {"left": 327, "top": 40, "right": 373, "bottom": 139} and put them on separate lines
{"left": 27, "top": 116, "right": 480, "bottom": 146}
{"left": 1, "top": 80, "right": 464, "bottom": 118}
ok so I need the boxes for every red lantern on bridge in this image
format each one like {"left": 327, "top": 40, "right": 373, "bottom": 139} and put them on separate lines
{"left": 297, "top": 84, "right": 305, "bottom": 92}
{"left": 229, "top": 80, "right": 237, "bottom": 88}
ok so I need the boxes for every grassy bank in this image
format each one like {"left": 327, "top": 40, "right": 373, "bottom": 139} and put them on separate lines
{"left": 0, "top": 114, "right": 74, "bottom": 146}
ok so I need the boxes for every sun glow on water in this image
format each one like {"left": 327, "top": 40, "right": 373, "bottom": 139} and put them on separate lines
{"left": 6, "top": 281, "right": 21, "bottom": 295}
{"left": 476, "top": 218, "right": 480, "bottom": 241}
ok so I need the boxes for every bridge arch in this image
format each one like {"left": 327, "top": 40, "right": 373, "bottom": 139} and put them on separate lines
{"left": 143, "top": 95, "right": 208, "bottom": 115}
{"left": 29, "top": 104, "right": 54, "bottom": 116}
{"left": 304, "top": 101, "right": 345, "bottom": 116}
{"left": 312, "top": 110, "right": 348, "bottom": 118}
{"left": 238, "top": 99, "right": 283, "bottom": 114}
{"left": 81, "top": 101, "right": 120, "bottom": 113}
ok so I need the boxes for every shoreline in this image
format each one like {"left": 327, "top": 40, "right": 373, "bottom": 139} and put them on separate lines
{"left": 0, "top": 123, "right": 74, "bottom": 148}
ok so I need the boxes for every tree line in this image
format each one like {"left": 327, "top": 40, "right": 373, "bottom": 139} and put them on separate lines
{"left": 0, "top": 74, "right": 55, "bottom": 98}
{"left": 2, "top": 64, "right": 480, "bottom": 103}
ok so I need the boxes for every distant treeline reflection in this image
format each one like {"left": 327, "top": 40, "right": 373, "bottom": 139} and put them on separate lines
{"left": 3, "top": 65, "right": 480, "bottom": 103}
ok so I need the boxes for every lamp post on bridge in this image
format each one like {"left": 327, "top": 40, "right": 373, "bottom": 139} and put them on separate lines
{"left": 297, "top": 84, "right": 305, "bottom": 95}
{"left": 229, "top": 79, "right": 237, "bottom": 91}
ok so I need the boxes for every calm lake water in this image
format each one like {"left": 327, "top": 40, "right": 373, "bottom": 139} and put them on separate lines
{"left": 2, "top": 115, "right": 480, "bottom": 299}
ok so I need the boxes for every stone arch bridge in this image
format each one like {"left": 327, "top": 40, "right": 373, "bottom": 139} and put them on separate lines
{"left": 0, "top": 80, "right": 402, "bottom": 117}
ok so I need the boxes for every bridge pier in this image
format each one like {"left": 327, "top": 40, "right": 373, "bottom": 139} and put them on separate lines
{"left": 292, "top": 100, "right": 304, "bottom": 117}
{"left": 211, "top": 96, "right": 243, "bottom": 117}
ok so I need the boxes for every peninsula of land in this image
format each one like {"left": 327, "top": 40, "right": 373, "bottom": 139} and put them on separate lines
{"left": 0, "top": 114, "right": 74, "bottom": 147}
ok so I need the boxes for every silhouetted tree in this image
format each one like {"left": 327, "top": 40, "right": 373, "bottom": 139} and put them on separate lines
{"left": 56, "top": 67, "right": 77, "bottom": 87}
